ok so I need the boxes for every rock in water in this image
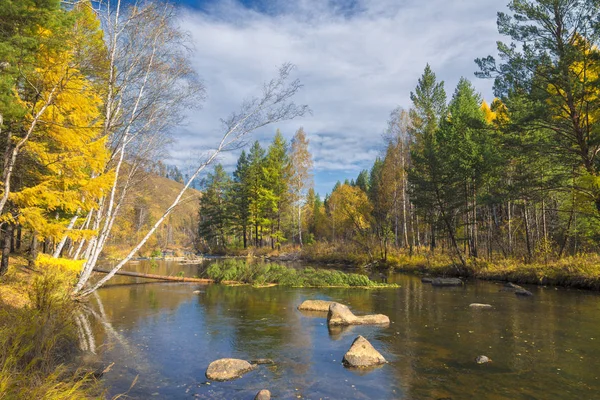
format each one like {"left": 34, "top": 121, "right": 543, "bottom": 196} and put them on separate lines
{"left": 297, "top": 299, "right": 335, "bottom": 312}
{"left": 421, "top": 277, "right": 434, "bottom": 283}
{"left": 342, "top": 335, "right": 387, "bottom": 368}
{"left": 515, "top": 289, "right": 533, "bottom": 297}
{"left": 250, "top": 358, "right": 274, "bottom": 365}
{"left": 205, "top": 358, "right": 256, "bottom": 381}
{"left": 469, "top": 303, "right": 492, "bottom": 309}
{"left": 475, "top": 355, "right": 491, "bottom": 364}
{"left": 431, "top": 278, "right": 464, "bottom": 287}
{"left": 255, "top": 389, "right": 271, "bottom": 400}
{"left": 327, "top": 303, "right": 390, "bottom": 326}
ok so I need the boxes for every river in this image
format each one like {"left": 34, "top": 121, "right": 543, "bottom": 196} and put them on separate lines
{"left": 88, "top": 259, "right": 600, "bottom": 399}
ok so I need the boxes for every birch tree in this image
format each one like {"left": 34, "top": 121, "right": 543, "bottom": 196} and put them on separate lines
{"left": 289, "top": 128, "right": 313, "bottom": 246}
{"left": 75, "top": 62, "right": 308, "bottom": 296}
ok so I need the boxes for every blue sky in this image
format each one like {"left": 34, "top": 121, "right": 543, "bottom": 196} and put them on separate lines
{"left": 165, "top": 0, "right": 510, "bottom": 196}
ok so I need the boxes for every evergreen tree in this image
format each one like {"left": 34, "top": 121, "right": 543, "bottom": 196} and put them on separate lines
{"left": 408, "top": 64, "right": 447, "bottom": 253}
{"left": 198, "top": 164, "right": 232, "bottom": 249}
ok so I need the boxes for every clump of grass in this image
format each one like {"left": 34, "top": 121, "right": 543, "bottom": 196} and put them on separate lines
{"left": 205, "top": 259, "right": 398, "bottom": 288}
{"left": 0, "top": 258, "right": 102, "bottom": 399}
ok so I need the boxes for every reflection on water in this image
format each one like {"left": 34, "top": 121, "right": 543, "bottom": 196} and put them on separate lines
{"left": 91, "top": 261, "right": 600, "bottom": 399}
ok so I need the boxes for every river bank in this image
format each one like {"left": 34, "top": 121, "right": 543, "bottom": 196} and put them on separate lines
{"left": 0, "top": 256, "right": 102, "bottom": 399}
{"left": 215, "top": 244, "right": 600, "bottom": 291}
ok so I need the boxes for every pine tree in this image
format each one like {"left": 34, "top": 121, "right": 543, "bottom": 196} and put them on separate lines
{"left": 408, "top": 64, "right": 447, "bottom": 253}
{"left": 198, "top": 164, "right": 232, "bottom": 249}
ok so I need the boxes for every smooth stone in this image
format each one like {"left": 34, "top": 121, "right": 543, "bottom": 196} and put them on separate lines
{"left": 469, "top": 303, "right": 492, "bottom": 309}
{"left": 255, "top": 389, "right": 271, "bottom": 400}
{"left": 205, "top": 358, "right": 256, "bottom": 381}
{"left": 421, "top": 277, "right": 434, "bottom": 283}
{"left": 475, "top": 355, "right": 491, "bottom": 364}
{"left": 431, "top": 278, "right": 464, "bottom": 287}
{"left": 297, "top": 299, "right": 335, "bottom": 312}
{"left": 327, "top": 302, "right": 390, "bottom": 326}
{"left": 342, "top": 335, "right": 387, "bottom": 368}
{"left": 193, "top": 290, "right": 201, "bottom": 294}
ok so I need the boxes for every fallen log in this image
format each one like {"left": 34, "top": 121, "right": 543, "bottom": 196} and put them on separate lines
{"left": 92, "top": 268, "right": 216, "bottom": 283}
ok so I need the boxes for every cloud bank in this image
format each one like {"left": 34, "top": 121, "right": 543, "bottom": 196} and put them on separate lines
{"left": 170, "top": 0, "right": 510, "bottom": 195}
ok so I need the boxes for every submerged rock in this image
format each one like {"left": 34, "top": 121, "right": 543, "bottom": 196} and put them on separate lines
{"left": 469, "top": 303, "right": 492, "bottom": 309}
{"left": 297, "top": 299, "right": 335, "bottom": 312}
{"left": 515, "top": 289, "right": 533, "bottom": 297}
{"left": 255, "top": 389, "right": 271, "bottom": 400}
{"left": 205, "top": 358, "right": 256, "bottom": 381}
{"left": 503, "top": 282, "right": 533, "bottom": 296}
{"left": 250, "top": 358, "right": 274, "bottom": 365}
{"left": 431, "top": 278, "right": 464, "bottom": 287}
{"left": 327, "top": 302, "right": 390, "bottom": 326}
{"left": 475, "top": 355, "right": 491, "bottom": 364}
{"left": 342, "top": 335, "right": 387, "bottom": 368}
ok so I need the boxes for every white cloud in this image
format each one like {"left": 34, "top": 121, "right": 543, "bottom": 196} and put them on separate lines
{"left": 168, "top": 0, "right": 510, "bottom": 195}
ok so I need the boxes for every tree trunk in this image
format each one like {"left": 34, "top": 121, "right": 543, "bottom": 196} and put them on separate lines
{"left": 15, "top": 225, "right": 22, "bottom": 251}
{"left": 29, "top": 232, "right": 39, "bottom": 268}
{"left": 298, "top": 203, "right": 303, "bottom": 247}
{"left": 0, "top": 224, "right": 13, "bottom": 276}
{"left": 524, "top": 202, "right": 532, "bottom": 262}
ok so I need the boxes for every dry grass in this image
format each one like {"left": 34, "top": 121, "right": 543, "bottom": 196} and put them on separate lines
{"left": 0, "top": 256, "right": 102, "bottom": 399}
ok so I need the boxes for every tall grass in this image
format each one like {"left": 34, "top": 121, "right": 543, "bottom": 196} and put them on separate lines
{"left": 204, "top": 259, "right": 397, "bottom": 288}
{"left": 0, "top": 261, "right": 101, "bottom": 399}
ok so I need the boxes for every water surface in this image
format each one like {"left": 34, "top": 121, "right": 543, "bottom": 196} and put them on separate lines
{"left": 90, "top": 260, "right": 600, "bottom": 399}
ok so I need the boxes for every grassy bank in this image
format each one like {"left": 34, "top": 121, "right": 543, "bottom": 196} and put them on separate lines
{"left": 297, "top": 243, "right": 600, "bottom": 290}
{"left": 0, "top": 256, "right": 101, "bottom": 399}
{"left": 204, "top": 259, "right": 397, "bottom": 288}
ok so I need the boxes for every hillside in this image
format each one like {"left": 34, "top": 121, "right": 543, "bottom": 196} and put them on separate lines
{"left": 104, "top": 174, "right": 202, "bottom": 258}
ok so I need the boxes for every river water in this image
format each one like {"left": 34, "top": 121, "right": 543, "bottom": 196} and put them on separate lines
{"left": 89, "top": 260, "right": 600, "bottom": 399}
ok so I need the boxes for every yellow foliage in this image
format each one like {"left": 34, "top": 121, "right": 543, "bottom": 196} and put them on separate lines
{"left": 9, "top": 4, "right": 114, "bottom": 242}
{"left": 36, "top": 254, "right": 84, "bottom": 275}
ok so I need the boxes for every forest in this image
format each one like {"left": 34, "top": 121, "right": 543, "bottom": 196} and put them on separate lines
{"left": 2, "top": 0, "right": 600, "bottom": 398}
{"left": 199, "top": 0, "right": 600, "bottom": 279}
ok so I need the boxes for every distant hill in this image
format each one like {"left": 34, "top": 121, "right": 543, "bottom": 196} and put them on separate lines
{"left": 104, "top": 173, "right": 202, "bottom": 258}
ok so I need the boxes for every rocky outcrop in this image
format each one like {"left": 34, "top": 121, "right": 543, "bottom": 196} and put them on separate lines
{"left": 475, "top": 355, "right": 491, "bottom": 364}
{"left": 469, "top": 303, "right": 492, "bottom": 309}
{"left": 342, "top": 335, "right": 387, "bottom": 368}
{"left": 327, "top": 302, "right": 390, "bottom": 326}
{"left": 255, "top": 389, "right": 271, "bottom": 400}
{"left": 205, "top": 358, "right": 256, "bottom": 381}
{"left": 297, "top": 299, "right": 336, "bottom": 312}
{"left": 431, "top": 278, "right": 464, "bottom": 287}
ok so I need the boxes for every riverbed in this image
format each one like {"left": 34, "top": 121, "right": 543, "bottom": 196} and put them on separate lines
{"left": 89, "top": 260, "right": 600, "bottom": 399}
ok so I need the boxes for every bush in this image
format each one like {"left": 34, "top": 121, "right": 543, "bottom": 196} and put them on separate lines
{"left": 203, "top": 259, "right": 398, "bottom": 288}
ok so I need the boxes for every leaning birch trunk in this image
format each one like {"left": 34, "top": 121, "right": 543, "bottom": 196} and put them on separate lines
{"left": 73, "top": 63, "right": 309, "bottom": 296}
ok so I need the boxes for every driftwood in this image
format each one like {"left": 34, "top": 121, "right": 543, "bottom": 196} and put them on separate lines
{"left": 92, "top": 268, "right": 215, "bottom": 283}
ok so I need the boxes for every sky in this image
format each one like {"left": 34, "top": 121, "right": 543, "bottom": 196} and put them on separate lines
{"left": 166, "top": 0, "right": 511, "bottom": 196}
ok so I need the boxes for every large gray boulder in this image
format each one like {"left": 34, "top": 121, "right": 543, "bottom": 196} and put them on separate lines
{"left": 297, "top": 299, "right": 335, "bottom": 312}
{"left": 255, "top": 389, "right": 271, "bottom": 400}
{"left": 342, "top": 335, "right": 387, "bottom": 368}
{"left": 431, "top": 278, "right": 464, "bottom": 287}
{"left": 205, "top": 358, "right": 256, "bottom": 381}
{"left": 327, "top": 302, "right": 389, "bottom": 326}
